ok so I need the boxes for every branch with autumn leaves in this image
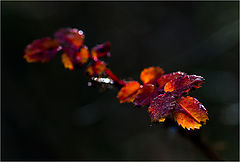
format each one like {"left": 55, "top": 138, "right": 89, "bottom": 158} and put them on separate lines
{"left": 24, "top": 28, "right": 209, "bottom": 130}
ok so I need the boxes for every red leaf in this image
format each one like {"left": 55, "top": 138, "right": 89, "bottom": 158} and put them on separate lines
{"left": 164, "top": 74, "right": 204, "bottom": 96}
{"left": 133, "top": 84, "right": 155, "bottom": 107}
{"left": 148, "top": 93, "right": 176, "bottom": 122}
{"left": 54, "top": 28, "right": 85, "bottom": 63}
{"left": 157, "top": 71, "right": 186, "bottom": 88}
{"left": 24, "top": 37, "right": 60, "bottom": 63}
{"left": 174, "top": 96, "right": 208, "bottom": 130}
{"left": 91, "top": 42, "right": 111, "bottom": 60}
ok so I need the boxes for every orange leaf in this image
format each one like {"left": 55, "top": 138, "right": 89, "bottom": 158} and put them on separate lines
{"left": 140, "top": 67, "right": 164, "bottom": 84}
{"left": 86, "top": 61, "right": 107, "bottom": 76}
{"left": 117, "top": 81, "right": 141, "bottom": 103}
{"left": 86, "top": 66, "right": 94, "bottom": 76}
{"left": 174, "top": 96, "right": 208, "bottom": 130}
{"left": 61, "top": 53, "right": 74, "bottom": 70}
{"left": 76, "top": 46, "right": 89, "bottom": 64}
{"left": 157, "top": 71, "right": 185, "bottom": 88}
{"left": 94, "top": 61, "right": 106, "bottom": 75}
{"left": 173, "top": 111, "right": 202, "bottom": 130}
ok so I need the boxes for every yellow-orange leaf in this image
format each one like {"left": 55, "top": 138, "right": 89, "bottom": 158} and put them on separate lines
{"left": 62, "top": 53, "right": 74, "bottom": 70}
{"left": 86, "top": 66, "right": 94, "bottom": 76}
{"left": 174, "top": 96, "right": 208, "bottom": 130}
{"left": 86, "top": 61, "right": 107, "bottom": 76}
{"left": 94, "top": 61, "right": 106, "bottom": 75}
{"left": 76, "top": 46, "right": 89, "bottom": 64}
{"left": 174, "top": 111, "right": 202, "bottom": 130}
{"left": 117, "top": 81, "right": 141, "bottom": 103}
{"left": 164, "top": 81, "right": 175, "bottom": 92}
{"left": 140, "top": 66, "right": 164, "bottom": 84}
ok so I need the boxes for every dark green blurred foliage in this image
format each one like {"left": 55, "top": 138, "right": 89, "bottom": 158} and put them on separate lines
{"left": 2, "top": 1, "right": 239, "bottom": 160}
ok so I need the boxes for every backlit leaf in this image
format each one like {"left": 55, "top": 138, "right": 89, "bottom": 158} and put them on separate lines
{"left": 173, "top": 109, "right": 202, "bottom": 130}
{"left": 117, "top": 81, "right": 141, "bottom": 103}
{"left": 133, "top": 84, "right": 155, "bottom": 107}
{"left": 164, "top": 74, "right": 204, "bottom": 96}
{"left": 24, "top": 37, "right": 60, "bottom": 63}
{"left": 157, "top": 71, "right": 186, "bottom": 88}
{"left": 86, "top": 66, "right": 94, "bottom": 76}
{"left": 94, "top": 61, "right": 107, "bottom": 75}
{"left": 140, "top": 67, "right": 164, "bottom": 84}
{"left": 54, "top": 28, "right": 85, "bottom": 62}
{"left": 91, "top": 42, "right": 111, "bottom": 60}
{"left": 174, "top": 96, "right": 208, "bottom": 130}
{"left": 148, "top": 93, "right": 176, "bottom": 122}
{"left": 61, "top": 53, "right": 74, "bottom": 70}
{"left": 76, "top": 45, "right": 89, "bottom": 64}
{"left": 86, "top": 61, "right": 107, "bottom": 76}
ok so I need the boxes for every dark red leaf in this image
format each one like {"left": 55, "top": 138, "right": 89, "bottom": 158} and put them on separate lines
{"left": 54, "top": 28, "right": 85, "bottom": 63}
{"left": 164, "top": 74, "right": 204, "bottom": 97}
{"left": 148, "top": 92, "right": 176, "bottom": 122}
{"left": 133, "top": 84, "right": 155, "bottom": 107}
{"left": 91, "top": 42, "right": 111, "bottom": 60}
{"left": 157, "top": 71, "right": 186, "bottom": 88}
{"left": 24, "top": 37, "right": 60, "bottom": 63}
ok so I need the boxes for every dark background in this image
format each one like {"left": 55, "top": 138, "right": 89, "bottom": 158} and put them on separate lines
{"left": 2, "top": 1, "right": 239, "bottom": 161}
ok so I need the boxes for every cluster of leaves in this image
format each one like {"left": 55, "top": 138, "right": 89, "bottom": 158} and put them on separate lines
{"left": 24, "top": 28, "right": 208, "bottom": 130}
{"left": 117, "top": 68, "right": 208, "bottom": 130}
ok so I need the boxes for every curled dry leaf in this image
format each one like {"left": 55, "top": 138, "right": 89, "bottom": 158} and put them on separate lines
{"left": 24, "top": 37, "right": 60, "bottom": 63}
{"left": 140, "top": 66, "right": 164, "bottom": 84}
{"left": 117, "top": 81, "right": 141, "bottom": 103}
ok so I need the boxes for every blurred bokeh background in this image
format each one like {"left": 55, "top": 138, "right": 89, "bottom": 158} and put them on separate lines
{"left": 2, "top": 1, "right": 239, "bottom": 161}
